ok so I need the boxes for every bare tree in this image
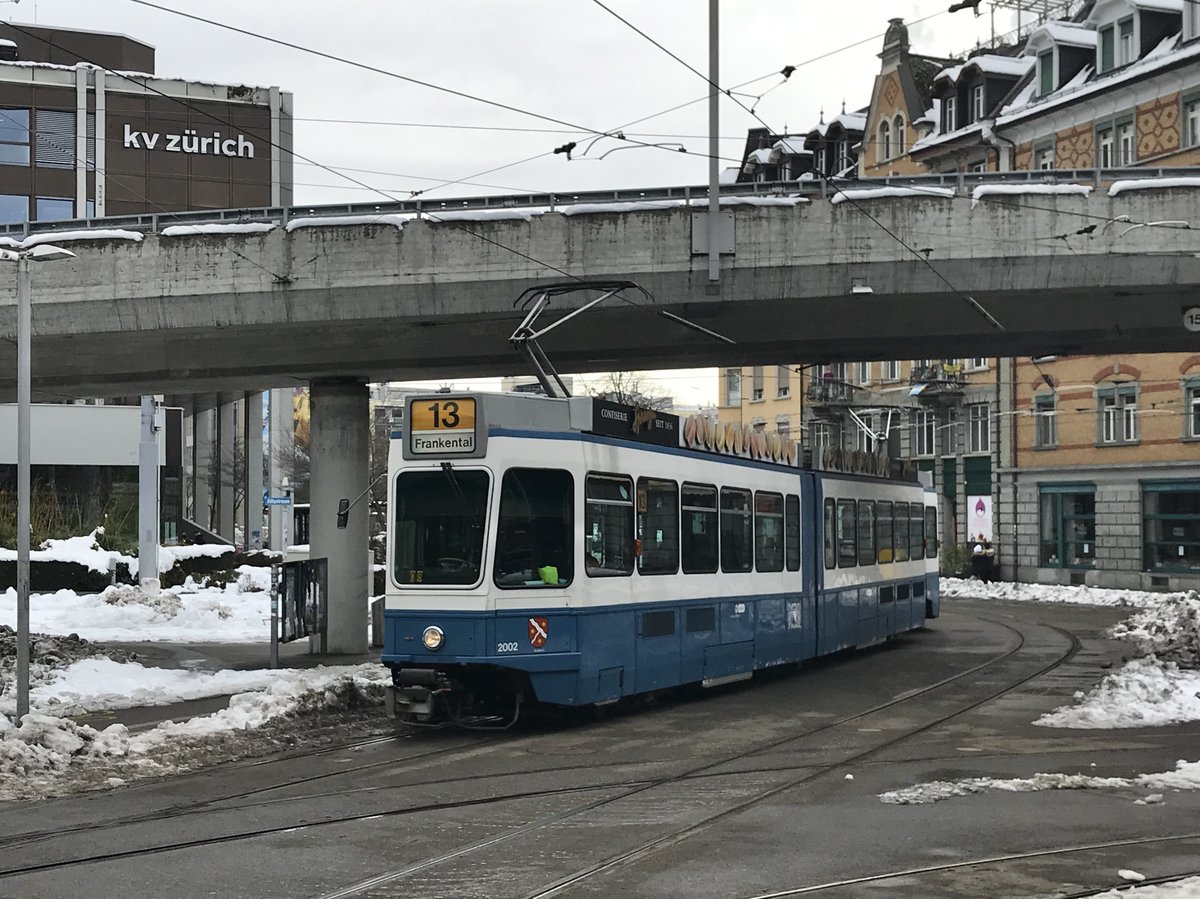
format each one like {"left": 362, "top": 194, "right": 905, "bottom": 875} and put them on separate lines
{"left": 589, "top": 372, "right": 672, "bottom": 410}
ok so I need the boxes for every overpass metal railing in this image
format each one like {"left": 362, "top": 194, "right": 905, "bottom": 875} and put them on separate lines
{"left": 3, "top": 165, "right": 1197, "bottom": 238}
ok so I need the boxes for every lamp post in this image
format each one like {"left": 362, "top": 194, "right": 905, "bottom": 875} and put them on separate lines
{"left": 2, "top": 243, "right": 76, "bottom": 720}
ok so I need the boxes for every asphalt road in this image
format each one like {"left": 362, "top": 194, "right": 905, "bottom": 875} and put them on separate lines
{"left": 2, "top": 598, "right": 1197, "bottom": 899}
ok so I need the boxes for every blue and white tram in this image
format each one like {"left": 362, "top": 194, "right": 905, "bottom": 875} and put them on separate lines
{"left": 382, "top": 392, "right": 938, "bottom": 725}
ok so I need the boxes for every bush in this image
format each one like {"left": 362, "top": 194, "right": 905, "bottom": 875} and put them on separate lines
{"left": 940, "top": 542, "right": 974, "bottom": 577}
{"left": 0, "top": 486, "right": 137, "bottom": 553}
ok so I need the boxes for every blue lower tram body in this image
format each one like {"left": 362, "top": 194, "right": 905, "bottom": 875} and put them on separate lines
{"left": 382, "top": 575, "right": 939, "bottom": 708}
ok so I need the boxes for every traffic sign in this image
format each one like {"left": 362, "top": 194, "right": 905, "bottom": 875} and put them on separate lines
{"left": 264, "top": 496, "right": 292, "bottom": 506}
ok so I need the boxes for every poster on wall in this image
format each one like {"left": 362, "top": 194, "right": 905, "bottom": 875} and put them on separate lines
{"left": 967, "top": 495, "right": 993, "bottom": 543}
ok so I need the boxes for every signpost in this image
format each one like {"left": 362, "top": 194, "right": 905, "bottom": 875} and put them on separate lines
{"left": 264, "top": 496, "right": 292, "bottom": 507}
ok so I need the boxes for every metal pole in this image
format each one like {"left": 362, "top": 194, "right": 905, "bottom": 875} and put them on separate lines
{"left": 269, "top": 562, "right": 279, "bottom": 668}
{"left": 15, "top": 255, "right": 30, "bottom": 720}
{"left": 137, "top": 396, "right": 158, "bottom": 587}
{"left": 707, "top": 0, "right": 720, "bottom": 283}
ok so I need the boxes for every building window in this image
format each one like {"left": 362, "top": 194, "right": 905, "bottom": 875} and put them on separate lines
{"left": 35, "top": 197, "right": 74, "bottom": 222}
{"left": 966, "top": 357, "right": 988, "bottom": 371}
{"left": 942, "top": 95, "right": 957, "bottom": 133}
{"left": 1100, "top": 24, "right": 1115, "bottom": 72}
{"left": 1039, "top": 485, "right": 1096, "bottom": 568}
{"left": 1098, "top": 383, "right": 1139, "bottom": 444}
{"left": 0, "top": 107, "right": 30, "bottom": 166}
{"left": 878, "top": 120, "right": 891, "bottom": 162}
{"left": 1188, "top": 382, "right": 1200, "bottom": 439}
{"left": 1035, "top": 393, "right": 1057, "bottom": 448}
{"left": 856, "top": 361, "right": 872, "bottom": 386}
{"left": 1038, "top": 50, "right": 1054, "bottom": 96}
{"left": 1186, "top": 96, "right": 1200, "bottom": 148}
{"left": 1189, "top": 1, "right": 1200, "bottom": 42}
{"left": 969, "top": 160, "right": 988, "bottom": 173}
{"left": 893, "top": 114, "right": 906, "bottom": 155}
{"left": 912, "top": 410, "right": 936, "bottom": 457}
{"left": 1097, "top": 126, "right": 1114, "bottom": 167}
{"left": 856, "top": 413, "right": 876, "bottom": 454}
{"left": 751, "top": 366, "right": 764, "bottom": 401}
{"left": 971, "top": 85, "right": 985, "bottom": 122}
{"left": 0, "top": 193, "right": 27, "bottom": 224}
{"left": 1118, "top": 17, "right": 1134, "bottom": 67}
{"left": 1116, "top": 120, "right": 1134, "bottom": 166}
{"left": 968, "top": 403, "right": 990, "bottom": 453}
{"left": 724, "top": 368, "right": 741, "bottom": 405}
{"left": 810, "top": 421, "right": 832, "bottom": 452}
{"left": 882, "top": 360, "right": 901, "bottom": 382}
{"left": 776, "top": 365, "right": 791, "bottom": 398}
{"left": 34, "top": 108, "right": 75, "bottom": 169}
{"left": 1034, "top": 142, "right": 1054, "bottom": 170}
{"left": 1143, "top": 482, "right": 1200, "bottom": 573}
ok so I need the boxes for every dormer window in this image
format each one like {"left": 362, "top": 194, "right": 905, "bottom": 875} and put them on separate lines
{"left": 1100, "top": 16, "right": 1135, "bottom": 72}
{"left": 1188, "top": 1, "right": 1200, "bottom": 41}
{"left": 942, "top": 95, "right": 957, "bottom": 132}
{"left": 970, "top": 85, "right": 985, "bottom": 122}
{"left": 1038, "top": 50, "right": 1054, "bottom": 96}
{"left": 1119, "top": 17, "right": 1134, "bottom": 65}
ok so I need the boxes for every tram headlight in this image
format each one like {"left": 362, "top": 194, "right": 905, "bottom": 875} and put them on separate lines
{"left": 421, "top": 626, "right": 445, "bottom": 651}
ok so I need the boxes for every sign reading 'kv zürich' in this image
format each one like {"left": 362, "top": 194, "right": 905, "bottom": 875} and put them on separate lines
{"left": 122, "top": 124, "right": 257, "bottom": 158}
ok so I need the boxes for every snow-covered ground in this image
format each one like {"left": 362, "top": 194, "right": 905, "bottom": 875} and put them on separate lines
{"left": 1091, "top": 876, "right": 1200, "bottom": 898}
{"left": 940, "top": 577, "right": 1192, "bottom": 608}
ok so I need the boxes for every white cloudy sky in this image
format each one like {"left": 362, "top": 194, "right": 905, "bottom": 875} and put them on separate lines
{"left": 16, "top": 1, "right": 1023, "bottom": 403}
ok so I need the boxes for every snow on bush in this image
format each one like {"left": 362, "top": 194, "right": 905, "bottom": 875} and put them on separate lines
{"left": 880, "top": 758, "right": 1200, "bottom": 805}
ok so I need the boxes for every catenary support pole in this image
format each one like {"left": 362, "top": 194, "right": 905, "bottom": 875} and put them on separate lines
{"left": 217, "top": 399, "right": 236, "bottom": 542}
{"left": 15, "top": 256, "right": 30, "bottom": 719}
{"left": 243, "top": 391, "right": 264, "bottom": 550}
{"left": 137, "top": 396, "right": 159, "bottom": 586}
{"left": 268, "top": 388, "right": 294, "bottom": 550}
{"left": 707, "top": 0, "right": 720, "bottom": 283}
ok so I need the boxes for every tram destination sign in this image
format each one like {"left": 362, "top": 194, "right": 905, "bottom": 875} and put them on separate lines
{"left": 408, "top": 397, "right": 479, "bottom": 455}
{"left": 591, "top": 399, "right": 680, "bottom": 447}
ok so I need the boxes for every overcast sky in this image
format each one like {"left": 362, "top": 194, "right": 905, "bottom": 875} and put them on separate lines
{"left": 16, "top": 0, "right": 1023, "bottom": 403}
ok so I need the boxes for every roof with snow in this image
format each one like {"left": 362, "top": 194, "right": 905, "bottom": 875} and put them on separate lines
{"left": 934, "top": 54, "right": 1034, "bottom": 85}
{"left": 1024, "top": 21, "right": 1099, "bottom": 50}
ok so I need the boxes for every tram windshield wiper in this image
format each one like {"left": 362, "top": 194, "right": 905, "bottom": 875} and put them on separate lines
{"left": 441, "top": 461, "right": 483, "bottom": 532}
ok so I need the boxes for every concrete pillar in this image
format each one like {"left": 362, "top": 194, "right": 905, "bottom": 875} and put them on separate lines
{"left": 309, "top": 379, "right": 369, "bottom": 655}
{"left": 242, "top": 391, "right": 264, "bottom": 551}
{"left": 217, "top": 399, "right": 236, "bottom": 542}
{"left": 268, "top": 388, "right": 295, "bottom": 550}
{"left": 193, "top": 399, "right": 216, "bottom": 531}
{"left": 137, "top": 396, "right": 160, "bottom": 585}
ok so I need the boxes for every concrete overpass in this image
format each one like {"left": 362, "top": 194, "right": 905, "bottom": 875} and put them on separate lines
{"left": 4, "top": 171, "right": 1199, "bottom": 656}
{"left": 0, "top": 173, "right": 1198, "bottom": 400}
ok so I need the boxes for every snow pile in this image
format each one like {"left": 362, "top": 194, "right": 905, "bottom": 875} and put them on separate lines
{"left": 1109, "top": 177, "right": 1200, "bottom": 197}
{"left": 1034, "top": 657, "right": 1200, "bottom": 729}
{"left": 0, "top": 627, "right": 137, "bottom": 711}
{"left": 939, "top": 577, "right": 1184, "bottom": 608}
{"left": 830, "top": 186, "right": 955, "bottom": 205}
{"left": 880, "top": 758, "right": 1200, "bottom": 805}
{"left": 0, "top": 664, "right": 386, "bottom": 798}
{"left": 1091, "top": 876, "right": 1200, "bottom": 898}
{"left": 0, "top": 528, "right": 135, "bottom": 575}
{"left": 100, "top": 583, "right": 184, "bottom": 618}
{"left": 284, "top": 213, "right": 412, "bottom": 232}
{"left": 971, "top": 183, "right": 1092, "bottom": 207}
{"left": 22, "top": 229, "right": 144, "bottom": 246}
{"left": 1111, "top": 593, "right": 1200, "bottom": 666}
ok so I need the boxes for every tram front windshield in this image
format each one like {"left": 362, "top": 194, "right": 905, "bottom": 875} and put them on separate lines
{"left": 393, "top": 469, "right": 488, "bottom": 585}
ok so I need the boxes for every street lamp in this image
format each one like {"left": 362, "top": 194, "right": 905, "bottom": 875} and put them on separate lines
{"left": 2, "top": 242, "right": 76, "bottom": 720}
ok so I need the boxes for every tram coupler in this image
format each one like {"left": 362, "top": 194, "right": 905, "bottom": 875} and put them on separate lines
{"left": 386, "top": 668, "right": 449, "bottom": 721}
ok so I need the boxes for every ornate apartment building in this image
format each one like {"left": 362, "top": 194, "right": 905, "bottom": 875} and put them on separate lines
{"left": 729, "top": 2, "right": 1200, "bottom": 590}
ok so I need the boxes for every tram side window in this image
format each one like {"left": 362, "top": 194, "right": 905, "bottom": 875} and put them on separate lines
{"left": 857, "top": 500, "right": 876, "bottom": 566}
{"left": 925, "top": 506, "right": 939, "bottom": 558}
{"left": 894, "top": 503, "right": 910, "bottom": 562}
{"left": 681, "top": 483, "right": 719, "bottom": 573}
{"left": 909, "top": 503, "right": 924, "bottom": 561}
{"left": 638, "top": 477, "right": 679, "bottom": 575}
{"left": 755, "top": 491, "right": 784, "bottom": 572}
{"left": 785, "top": 494, "right": 801, "bottom": 572}
{"left": 836, "top": 499, "right": 857, "bottom": 568}
{"left": 876, "top": 500, "right": 894, "bottom": 563}
{"left": 393, "top": 469, "right": 489, "bottom": 586}
{"left": 720, "top": 487, "right": 753, "bottom": 572}
{"left": 823, "top": 499, "right": 836, "bottom": 570}
{"left": 493, "top": 468, "right": 574, "bottom": 588}
{"left": 585, "top": 474, "right": 635, "bottom": 577}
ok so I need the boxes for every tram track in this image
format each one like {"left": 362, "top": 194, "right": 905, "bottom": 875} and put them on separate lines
{"left": 0, "top": 612, "right": 1078, "bottom": 892}
{"left": 733, "top": 833, "right": 1200, "bottom": 897}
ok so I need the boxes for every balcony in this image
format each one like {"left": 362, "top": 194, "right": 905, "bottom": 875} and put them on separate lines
{"left": 909, "top": 361, "right": 965, "bottom": 400}
{"left": 806, "top": 379, "right": 856, "bottom": 406}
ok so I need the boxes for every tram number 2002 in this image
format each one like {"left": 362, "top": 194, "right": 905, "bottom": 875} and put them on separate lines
{"left": 496, "top": 642, "right": 520, "bottom": 653}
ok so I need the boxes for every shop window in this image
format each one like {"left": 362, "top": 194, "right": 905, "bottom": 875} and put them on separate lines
{"left": 1040, "top": 485, "right": 1096, "bottom": 568}
{"left": 637, "top": 477, "right": 678, "bottom": 575}
{"left": 755, "top": 492, "right": 784, "bottom": 572}
{"left": 493, "top": 468, "right": 573, "bottom": 588}
{"left": 681, "top": 482, "right": 718, "bottom": 574}
{"left": 1143, "top": 482, "right": 1200, "bottom": 573}
{"left": 585, "top": 474, "right": 635, "bottom": 577}
{"left": 720, "top": 487, "right": 753, "bottom": 572}
{"left": 0, "top": 108, "right": 30, "bottom": 166}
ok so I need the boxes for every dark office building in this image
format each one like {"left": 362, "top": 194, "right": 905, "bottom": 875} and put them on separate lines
{"left": 0, "top": 21, "right": 292, "bottom": 224}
